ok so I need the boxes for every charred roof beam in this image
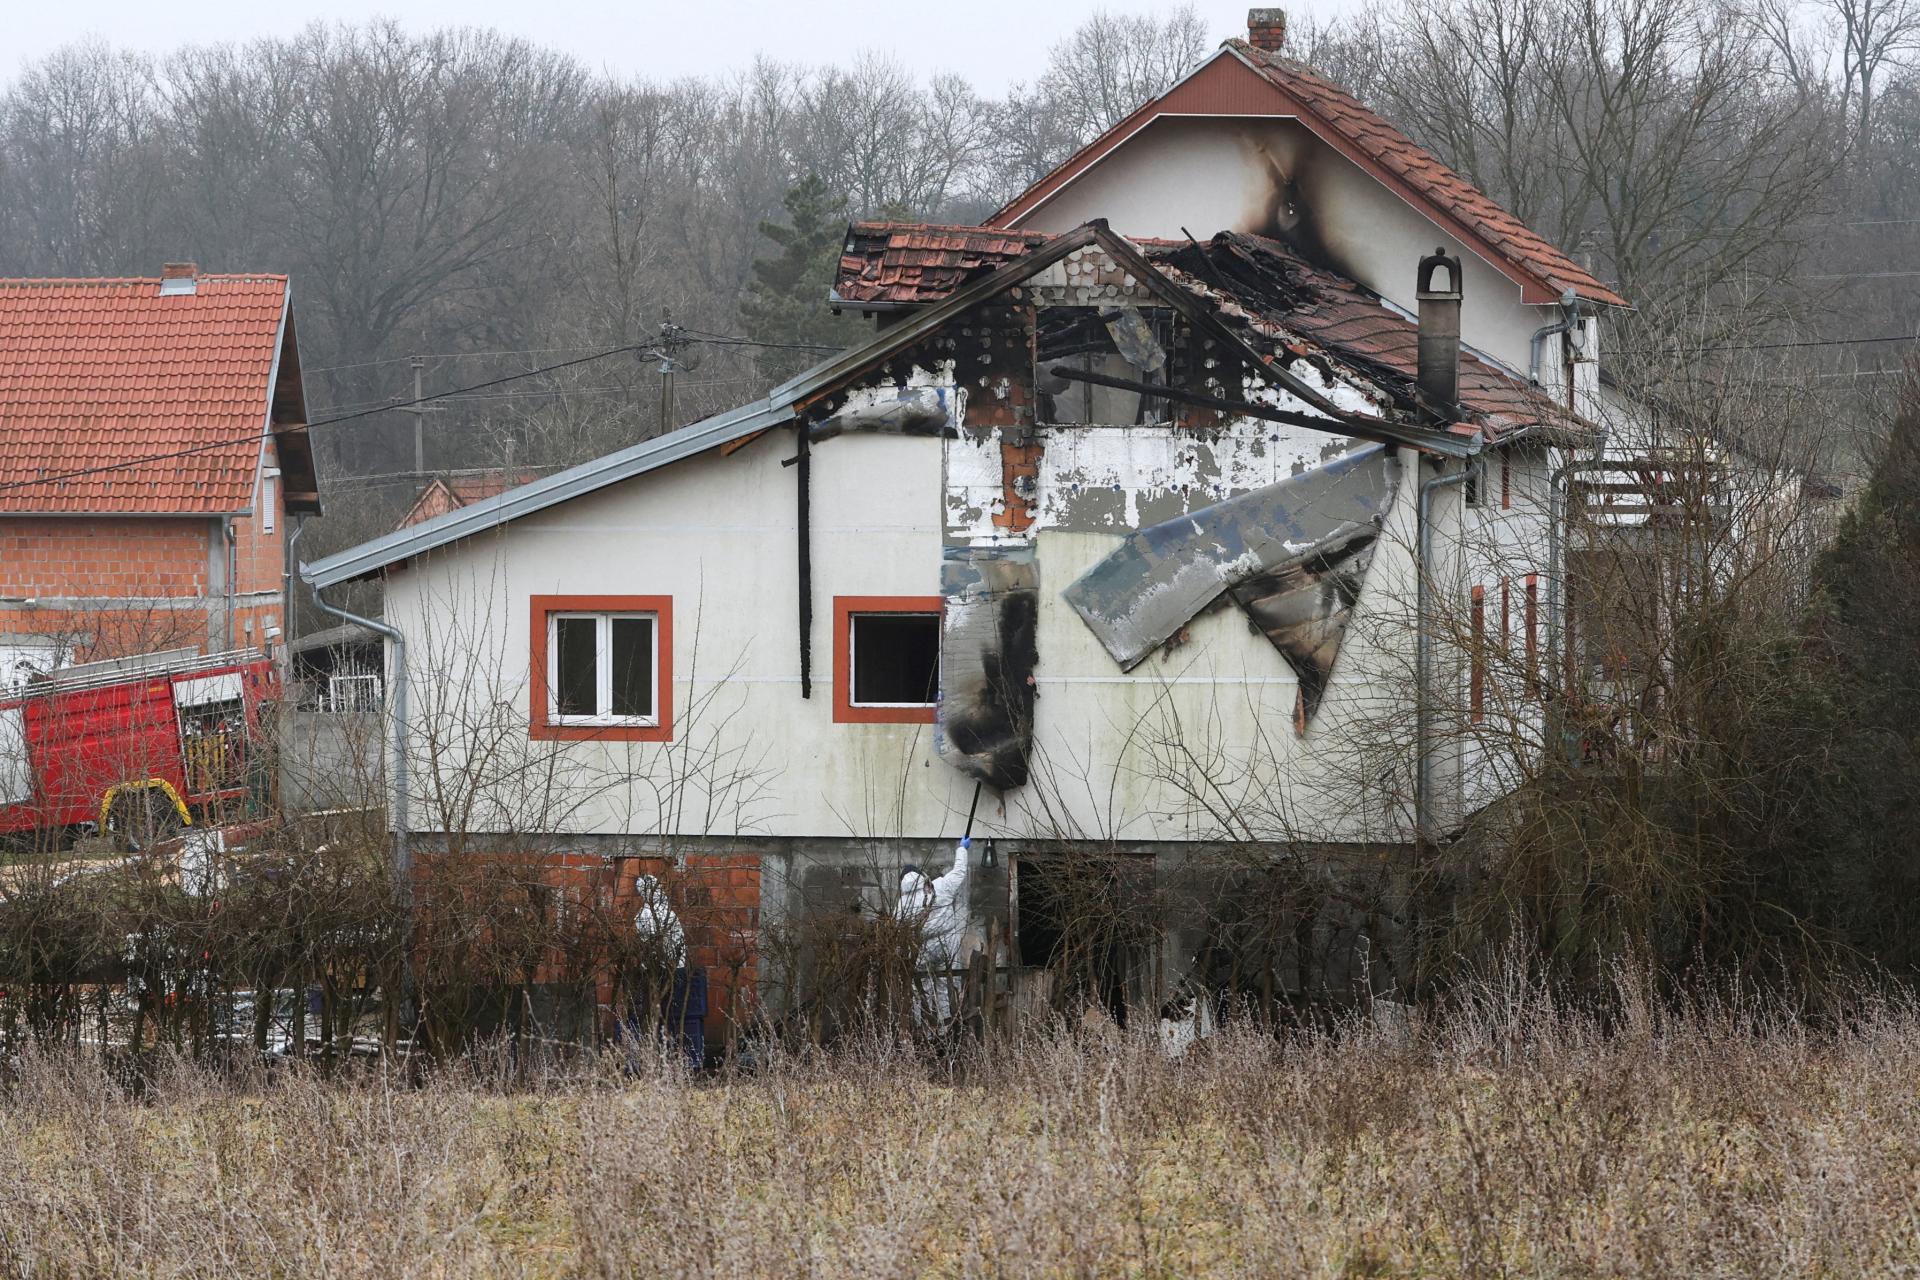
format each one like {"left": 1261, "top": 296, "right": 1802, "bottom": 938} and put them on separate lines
{"left": 1046, "top": 363, "right": 1479, "bottom": 459}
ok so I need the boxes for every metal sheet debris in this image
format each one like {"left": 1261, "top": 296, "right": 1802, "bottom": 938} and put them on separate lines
{"left": 1062, "top": 444, "right": 1400, "bottom": 726}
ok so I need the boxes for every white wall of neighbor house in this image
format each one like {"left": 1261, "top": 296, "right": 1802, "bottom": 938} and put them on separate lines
{"left": 385, "top": 417, "right": 1545, "bottom": 846}
{"left": 1008, "top": 115, "right": 1559, "bottom": 380}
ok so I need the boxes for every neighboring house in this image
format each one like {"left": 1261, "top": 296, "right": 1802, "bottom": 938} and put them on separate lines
{"left": 0, "top": 263, "right": 320, "bottom": 688}
{"left": 396, "top": 471, "right": 542, "bottom": 530}
{"left": 302, "top": 14, "right": 1628, "bottom": 1022}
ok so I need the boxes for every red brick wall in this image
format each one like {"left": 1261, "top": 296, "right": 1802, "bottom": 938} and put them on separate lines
{"left": 0, "top": 447, "right": 289, "bottom": 661}
{"left": 420, "top": 850, "right": 763, "bottom": 1048}
{"left": 0, "top": 516, "right": 216, "bottom": 660}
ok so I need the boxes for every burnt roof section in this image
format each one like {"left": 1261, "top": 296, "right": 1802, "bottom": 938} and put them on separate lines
{"left": 1147, "top": 232, "right": 1587, "bottom": 442}
{"left": 835, "top": 223, "right": 1588, "bottom": 442}
{"left": 835, "top": 223, "right": 1050, "bottom": 307}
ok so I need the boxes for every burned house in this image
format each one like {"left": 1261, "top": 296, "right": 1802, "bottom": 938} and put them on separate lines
{"left": 301, "top": 14, "right": 1629, "bottom": 1029}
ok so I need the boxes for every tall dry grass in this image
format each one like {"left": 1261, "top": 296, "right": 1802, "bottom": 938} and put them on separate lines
{"left": 1, "top": 969, "right": 1915, "bottom": 1277}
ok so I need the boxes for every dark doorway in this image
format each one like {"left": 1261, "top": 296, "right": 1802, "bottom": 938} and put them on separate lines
{"left": 1013, "top": 852, "right": 1155, "bottom": 1027}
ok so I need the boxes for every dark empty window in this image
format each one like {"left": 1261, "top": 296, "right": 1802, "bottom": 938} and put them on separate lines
{"left": 549, "top": 612, "right": 657, "bottom": 723}
{"left": 850, "top": 612, "right": 939, "bottom": 706}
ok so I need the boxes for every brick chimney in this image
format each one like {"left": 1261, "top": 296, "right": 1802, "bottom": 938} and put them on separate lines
{"left": 159, "top": 262, "right": 199, "bottom": 296}
{"left": 1248, "top": 8, "right": 1288, "bottom": 52}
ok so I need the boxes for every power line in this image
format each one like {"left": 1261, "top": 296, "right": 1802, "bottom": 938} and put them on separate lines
{"left": 1614, "top": 332, "right": 1920, "bottom": 355}
{"left": 0, "top": 344, "right": 642, "bottom": 497}
{"left": 679, "top": 328, "right": 843, "bottom": 353}
{"left": 307, "top": 345, "right": 636, "bottom": 375}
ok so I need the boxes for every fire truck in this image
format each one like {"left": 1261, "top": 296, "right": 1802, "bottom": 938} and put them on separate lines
{"left": 0, "top": 648, "right": 279, "bottom": 849}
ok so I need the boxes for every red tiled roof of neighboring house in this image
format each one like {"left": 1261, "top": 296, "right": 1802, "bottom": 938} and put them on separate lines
{"left": 1227, "top": 42, "right": 1627, "bottom": 309}
{"left": 985, "top": 43, "right": 1627, "bottom": 310}
{"left": 397, "top": 470, "right": 545, "bottom": 529}
{"left": 0, "top": 273, "right": 294, "bottom": 514}
{"left": 836, "top": 224, "right": 1051, "bottom": 306}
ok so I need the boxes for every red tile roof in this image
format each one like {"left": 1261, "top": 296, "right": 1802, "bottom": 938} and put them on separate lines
{"left": 836, "top": 224, "right": 1050, "bottom": 306}
{"left": 0, "top": 274, "right": 291, "bottom": 514}
{"left": 1228, "top": 42, "right": 1627, "bottom": 308}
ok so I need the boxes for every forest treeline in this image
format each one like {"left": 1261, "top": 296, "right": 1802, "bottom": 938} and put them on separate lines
{"left": 1, "top": 1, "right": 1914, "bottom": 554}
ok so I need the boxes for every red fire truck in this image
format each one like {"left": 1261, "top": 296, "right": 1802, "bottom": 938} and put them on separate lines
{"left": 0, "top": 648, "right": 279, "bottom": 848}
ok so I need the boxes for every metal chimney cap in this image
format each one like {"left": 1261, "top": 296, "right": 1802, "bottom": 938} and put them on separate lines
{"left": 1417, "top": 247, "right": 1462, "bottom": 301}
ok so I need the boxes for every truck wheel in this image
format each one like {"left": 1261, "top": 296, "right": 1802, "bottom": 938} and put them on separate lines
{"left": 107, "top": 790, "right": 183, "bottom": 852}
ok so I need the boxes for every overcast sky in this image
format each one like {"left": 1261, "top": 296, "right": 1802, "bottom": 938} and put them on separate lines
{"left": 3, "top": 2, "right": 1344, "bottom": 91}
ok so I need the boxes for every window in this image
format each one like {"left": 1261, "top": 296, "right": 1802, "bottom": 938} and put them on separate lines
{"left": 262, "top": 468, "right": 279, "bottom": 534}
{"left": 1464, "top": 464, "right": 1482, "bottom": 507}
{"left": 833, "top": 595, "right": 942, "bottom": 724}
{"left": 1500, "top": 455, "right": 1512, "bottom": 510}
{"left": 530, "top": 595, "right": 672, "bottom": 741}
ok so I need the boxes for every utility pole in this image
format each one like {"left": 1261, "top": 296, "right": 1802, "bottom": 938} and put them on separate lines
{"left": 654, "top": 311, "right": 693, "bottom": 435}
{"left": 397, "top": 355, "right": 444, "bottom": 475}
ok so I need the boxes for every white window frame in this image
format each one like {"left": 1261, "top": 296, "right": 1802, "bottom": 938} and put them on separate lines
{"left": 546, "top": 611, "right": 660, "bottom": 727}
{"left": 848, "top": 611, "right": 940, "bottom": 709}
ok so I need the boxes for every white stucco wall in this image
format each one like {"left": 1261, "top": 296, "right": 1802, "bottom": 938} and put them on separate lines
{"left": 383, "top": 397, "right": 1549, "bottom": 847}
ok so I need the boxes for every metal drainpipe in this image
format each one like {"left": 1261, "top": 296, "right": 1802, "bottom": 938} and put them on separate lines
{"left": 222, "top": 516, "right": 238, "bottom": 651}
{"left": 1528, "top": 291, "right": 1582, "bottom": 389}
{"left": 293, "top": 526, "right": 409, "bottom": 902}
{"left": 1416, "top": 460, "right": 1475, "bottom": 842}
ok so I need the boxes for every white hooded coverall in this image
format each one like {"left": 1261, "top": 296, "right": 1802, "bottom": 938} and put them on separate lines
{"left": 900, "top": 840, "right": 971, "bottom": 1023}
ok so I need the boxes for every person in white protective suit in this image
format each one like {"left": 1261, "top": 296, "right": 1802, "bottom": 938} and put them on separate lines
{"left": 898, "top": 838, "right": 972, "bottom": 1025}
{"left": 633, "top": 873, "right": 685, "bottom": 964}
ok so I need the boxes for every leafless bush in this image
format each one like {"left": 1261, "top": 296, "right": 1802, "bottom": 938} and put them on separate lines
{"left": 0, "top": 967, "right": 1915, "bottom": 1276}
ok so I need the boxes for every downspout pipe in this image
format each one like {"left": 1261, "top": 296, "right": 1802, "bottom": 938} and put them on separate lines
{"left": 1416, "top": 460, "right": 1475, "bottom": 842}
{"left": 293, "top": 521, "right": 409, "bottom": 900}
{"left": 1528, "top": 289, "right": 1583, "bottom": 390}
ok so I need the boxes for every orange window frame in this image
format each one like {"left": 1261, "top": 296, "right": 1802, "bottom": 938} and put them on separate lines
{"left": 529, "top": 594, "right": 674, "bottom": 742}
{"left": 833, "top": 595, "right": 943, "bottom": 724}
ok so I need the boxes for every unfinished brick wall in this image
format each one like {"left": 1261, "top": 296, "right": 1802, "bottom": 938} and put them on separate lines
{"left": 0, "top": 457, "right": 289, "bottom": 662}
{"left": 491, "top": 851, "right": 763, "bottom": 1049}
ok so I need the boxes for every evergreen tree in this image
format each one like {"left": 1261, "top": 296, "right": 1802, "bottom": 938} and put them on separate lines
{"left": 739, "top": 175, "right": 862, "bottom": 381}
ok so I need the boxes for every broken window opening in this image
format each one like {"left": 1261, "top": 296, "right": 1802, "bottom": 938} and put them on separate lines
{"left": 850, "top": 612, "right": 940, "bottom": 707}
{"left": 549, "top": 612, "right": 658, "bottom": 726}
{"left": 1034, "top": 305, "right": 1176, "bottom": 426}
{"left": 1012, "top": 852, "right": 1158, "bottom": 1028}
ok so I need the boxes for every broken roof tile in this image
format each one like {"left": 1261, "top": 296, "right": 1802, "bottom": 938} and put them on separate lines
{"left": 836, "top": 223, "right": 1051, "bottom": 306}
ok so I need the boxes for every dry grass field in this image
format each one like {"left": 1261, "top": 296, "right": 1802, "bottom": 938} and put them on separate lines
{"left": 1, "top": 984, "right": 1916, "bottom": 1278}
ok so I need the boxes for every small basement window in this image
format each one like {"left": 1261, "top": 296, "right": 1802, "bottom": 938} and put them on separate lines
{"left": 531, "top": 595, "right": 673, "bottom": 741}
{"left": 834, "top": 595, "right": 942, "bottom": 723}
